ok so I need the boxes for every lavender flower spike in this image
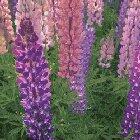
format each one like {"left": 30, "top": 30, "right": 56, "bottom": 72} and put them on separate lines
{"left": 13, "top": 18, "right": 53, "bottom": 140}
{"left": 69, "top": 25, "right": 95, "bottom": 114}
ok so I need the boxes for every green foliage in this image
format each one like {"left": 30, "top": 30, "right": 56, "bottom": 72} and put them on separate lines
{"left": 0, "top": 5, "right": 130, "bottom": 140}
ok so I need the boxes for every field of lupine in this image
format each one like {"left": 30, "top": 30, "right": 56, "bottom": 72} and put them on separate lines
{"left": 0, "top": 0, "right": 140, "bottom": 140}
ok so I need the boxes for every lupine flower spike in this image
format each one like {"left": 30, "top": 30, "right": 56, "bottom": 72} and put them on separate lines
{"left": 13, "top": 17, "right": 53, "bottom": 140}
{"left": 8, "top": 0, "right": 18, "bottom": 21}
{"left": 56, "top": 0, "right": 85, "bottom": 79}
{"left": 69, "top": 25, "right": 95, "bottom": 114}
{"left": 0, "top": 0, "right": 15, "bottom": 44}
{"left": 118, "top": 0, "right": 140, "bottom": 77}
{"left": 87, "top": 0, "right": 104, "bottom": 26}
{"left": 116, "top": 0, "right": 129, "bottom": 38}
{"left": 121, "top": 46, "right": 140, "bottom": 140}
{"left": 99, "top": 30, "right": 115, "bottom": 68}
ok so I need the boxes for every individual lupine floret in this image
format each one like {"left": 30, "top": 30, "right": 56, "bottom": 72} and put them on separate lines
{"left": 118, "top": 0, "right": 140, "bottom": 77}
{"left": 99, "top": 33, "right": 115, "bottom": 68}
{"left": 13, "top": 17, "right": 53, "bottom": 140}
{"left": 121, "top": 46, "right": 140, "bottom": 139}
{"left": 87, "top": 0, "right": 104, "bottom": 26}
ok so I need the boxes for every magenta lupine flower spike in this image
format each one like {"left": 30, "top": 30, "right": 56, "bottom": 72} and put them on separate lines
{"left": 118, "top": 0, "right": 140, "bottom": 77}
{"left": 87, "top": 0, "right": 104, "bottom": 26}
{"left": 99, "top": 32, "right": 115, "bottom": 68}
{"left": 121, "top": 46, "right": 140, "bottom": 139}
{"left": 13, "top": 18, "right": 53, "bottom": 140}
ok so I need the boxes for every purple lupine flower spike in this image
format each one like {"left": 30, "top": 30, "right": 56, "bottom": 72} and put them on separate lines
{"left": 121, "top": 47, "right": 140, "bottom": 139}
{"left": 69, "top": 25, "right": 95, "bottom": 114}
{"left": 13, "top": 17, "right": 53, "bottom": 140}
{"left": 8, "top": 0, "right": 18, "bottom": 21}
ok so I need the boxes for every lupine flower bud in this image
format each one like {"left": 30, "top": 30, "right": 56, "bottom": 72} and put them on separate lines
{"left": 121, "top": 46, "right": 140, "bottom": 139}
{"left": 99, "top": 33, "right": 115, "bottom": 68}
{"left": 87, "top": 0, "right": 104, "bottom": 26}
{"left": 0, "top": 0, "right": 15, "bottom": 43}
{"left": 13, "top": 17, "right": 53, "bottom": 140}
{"left": 118, "top": 0, "right": 140, "bottom": 77}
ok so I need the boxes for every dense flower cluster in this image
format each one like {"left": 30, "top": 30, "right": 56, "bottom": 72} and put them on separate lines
{"left": 99, "top": 35, "right": 115, "bottom": 68}
{"left": 87, "top": 0, "right": 104, "bottom": 26}
{"left": 121, "top": 47, "right": 140, "bottom": 139}
{"left": 56, "top": 0, "right": 85, "bottom": 79}
{"left": 56, "top": 0, "right": 97, "bottom": 113}
{"left": 118, "top": 0, "right": 140, "bottom": 77}
{"left": 0, "top": 0, "right": 15, "bottom": 43}
{"left": 15, "top": 0, "right": 55, "bottom": 49}
{"left": 69, "top": 26, "right": 95, "bottom": 114}
{"left": 116, "top": 0, "right": 129, "bottom": 38}
{"left": 13, "top": 17, "right": 53, "bottom": 140}
{"left": 41, "top": 0, "right": 56, "bottom": 49}
{"left": 8, "top": 0, "right": 18, "bottom": 21}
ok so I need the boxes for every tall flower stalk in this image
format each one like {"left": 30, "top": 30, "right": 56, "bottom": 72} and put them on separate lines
{"left": 121, "top": 46, "right": 140, "bottom": 139}
{"left": 0, "top": 0, "right": 15, "bottom": 44}
{"left": 116, "top": 0, "right": 129, "bottom": 38}
{"left": 118, "top": 0, "right": 140, "bottom": 77}
{"left": 69, "top": 25, "right": 95, "bottom": 114}
{"left": 99, "top": 30, "right": 115, "bottom": 68}
{"left": 56, "top": 0, "right": 96, "bottom": 113}
{"left": 13, "top": 17, "right": 53, "bottom": 140}
{"left": 56, "top": 0, "right": 85, "bottom": 79}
